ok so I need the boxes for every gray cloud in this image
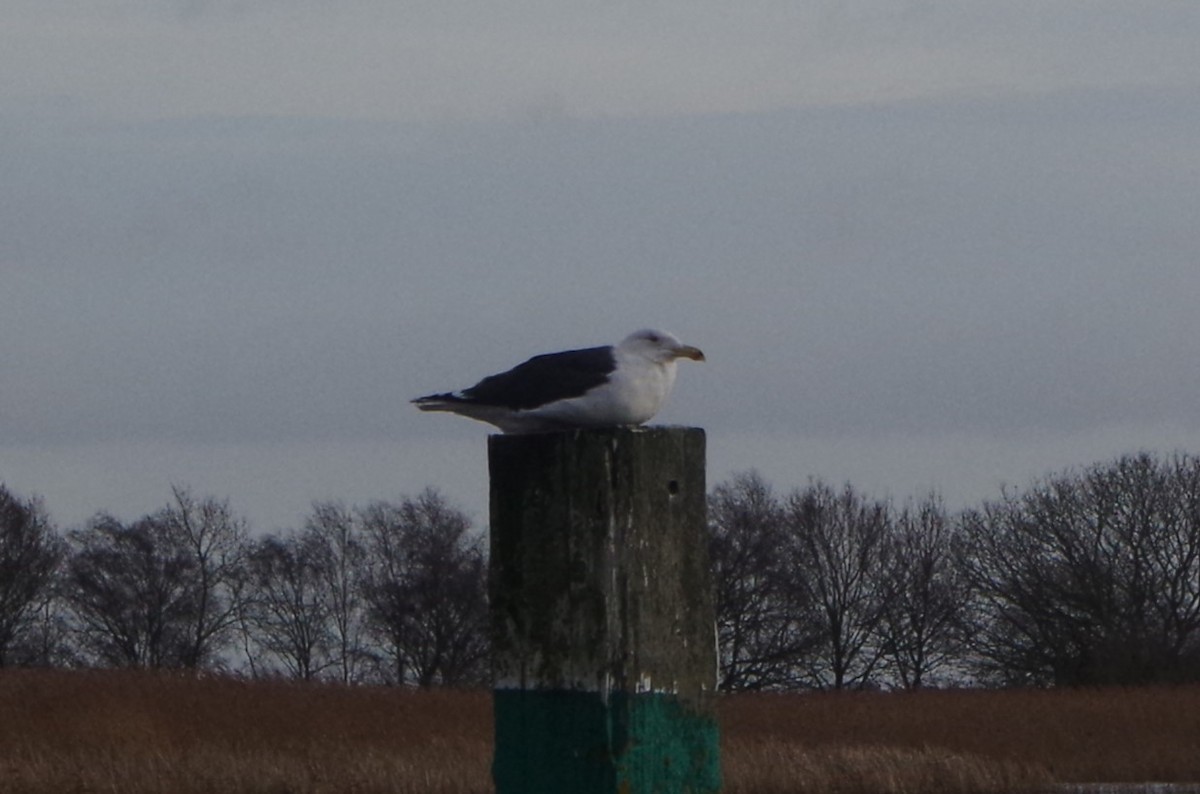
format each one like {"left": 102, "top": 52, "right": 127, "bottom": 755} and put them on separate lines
{"left": 5, "top": 3, "right": 1200, "bottom": 123}
{"left": 15, "top": 89, "right": 1199, "bottom": 439}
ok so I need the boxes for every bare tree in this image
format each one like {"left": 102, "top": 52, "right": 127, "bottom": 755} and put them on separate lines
{"left": 960, "top": 453, "right": 1200, "bottom": 686}
{"left": 159, "top": 486, "right": 250, "bottom": 668}
{"left": 708, "top": 471, "right": 818, "bottom": 690}
{"left": 66, "top": 514, "right": 200, "bottom": 668}
{"left": 64, "top": 487, "right": 250, "bottom": 670}
{"left": 877, "top": 494, "right": 969, "bottom": 689}
{"left": 0, "top": 486, "right": 65, "bottom": 667}
{"left": 306, "top": 502, "right": 372, "bottom": 683}
{"left": 783, "top": 481, "right": 891, "bottom": 690}
{"left": 360, "top": 489, "right": 489, "bottom": 687}
{"left": 245, "top": 531, "right": 332, "bottom": 680}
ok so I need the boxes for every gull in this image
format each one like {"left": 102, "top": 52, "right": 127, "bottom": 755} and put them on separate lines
{"left": 412, "top": 329, "right": 704, "bottom": 433}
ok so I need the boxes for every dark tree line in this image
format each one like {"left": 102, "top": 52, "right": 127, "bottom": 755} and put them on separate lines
{"left": 707, "top": 453, "right": 1200, "bottom": 690}
{"left": 958, "top": 453, "right": 1200, "bottom": 686}
{"left": 0, "top": 483, "right": 488, "bottom": 686}
{"left": 238, "top": 487, "right": 489, "bottom": 686}
{"left": 2, "top": 450, "right": 1200, "bottom": 689}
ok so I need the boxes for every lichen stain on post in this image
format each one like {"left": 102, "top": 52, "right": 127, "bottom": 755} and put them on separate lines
{"left": 489, "top": 427, "right": 720, "bottom": 794}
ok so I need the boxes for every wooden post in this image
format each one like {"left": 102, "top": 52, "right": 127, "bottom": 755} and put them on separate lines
{"left": 489, "top": 426, "right": 720, "bottom": 794}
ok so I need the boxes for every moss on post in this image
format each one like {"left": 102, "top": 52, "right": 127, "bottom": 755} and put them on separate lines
{"left": 489, "top": 426, "right": 720, "bottom": 794}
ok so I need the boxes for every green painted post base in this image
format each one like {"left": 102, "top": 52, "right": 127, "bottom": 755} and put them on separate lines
{"left": 493, "top": 690, "right": 720, "bottom": 794}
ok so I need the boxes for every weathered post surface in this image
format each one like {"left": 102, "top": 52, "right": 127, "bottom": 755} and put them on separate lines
{"left": 489, "top": 426, "right": 720, "bottom": 794}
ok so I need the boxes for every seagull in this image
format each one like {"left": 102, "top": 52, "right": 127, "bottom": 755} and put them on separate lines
{"left": 412, "top": 329, "right": 705, "bottom": 434}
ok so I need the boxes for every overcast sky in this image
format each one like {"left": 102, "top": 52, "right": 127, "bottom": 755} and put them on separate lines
{"left": 3, "top": 2, "right": 1200, "bottom": 531}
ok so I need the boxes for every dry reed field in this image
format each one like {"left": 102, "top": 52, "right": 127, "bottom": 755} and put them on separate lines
{"left": 720, "top": 688, "right": 1200, "bottom": 793}
{"left": 1, "top": 670, "right": 1199, "bottom": 793}
{"left": 0, "top": 670, "right": 491, "bottom": 794}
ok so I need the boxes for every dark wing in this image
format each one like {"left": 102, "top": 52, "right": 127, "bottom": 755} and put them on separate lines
{"left": 458, "top": 345, "right": 616, "bottom": 410}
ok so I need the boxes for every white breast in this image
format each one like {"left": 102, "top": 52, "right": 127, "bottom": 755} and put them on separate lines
{"left": 515, "top": 352, "right": 678, "bottom": 429}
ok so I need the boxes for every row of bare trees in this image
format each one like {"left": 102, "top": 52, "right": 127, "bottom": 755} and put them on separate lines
{"left": 3, "top": 451, "right": 1200, "bottom": 688}
{"left": 960, "top": 453, "right": 1200, "bottom": 686}
{"left": 708, "top": 453, "right": 1200, "bottom": 690}
{"left": 0, "top": 485, "right": 488, "bottom": 686}
{"left": 708, "top": 473, "right": 965, "bottom": 690}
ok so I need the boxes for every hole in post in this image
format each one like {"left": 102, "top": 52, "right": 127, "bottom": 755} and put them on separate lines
{"left": 666, "top": 480, "right": 680, "bottom": 496}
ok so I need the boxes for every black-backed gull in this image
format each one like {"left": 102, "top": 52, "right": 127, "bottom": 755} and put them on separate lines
{"left": 412, "top": 329, "right": 704, "bottom": 434}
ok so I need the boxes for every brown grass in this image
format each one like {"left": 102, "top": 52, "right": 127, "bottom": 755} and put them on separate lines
{"left": 1, "top": 671, "right": 1199, "bottom": 793}
{"left": 720, "top": 688, "right": 1200, "bottom": 786}
{"left": 0, "top": 670, "right": 491, "bottom": 793}
{"left": 721, "top": 742, "right": 1050, "bottom": 794}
